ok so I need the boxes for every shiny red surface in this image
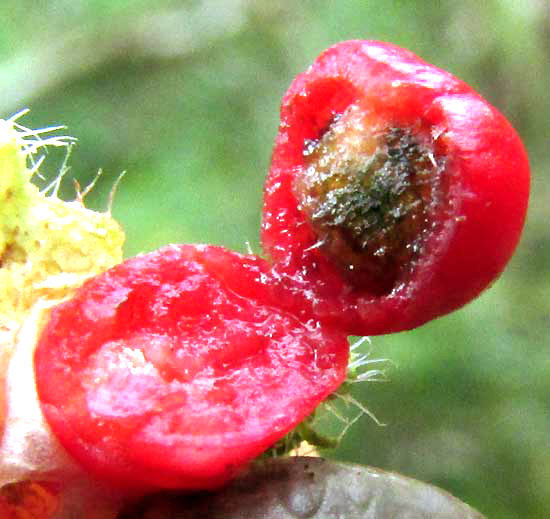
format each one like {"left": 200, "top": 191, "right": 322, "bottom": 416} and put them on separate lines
{"left": 33, "top": 41, "right": 530, "bottom": 495}
{"left": 34, "top": 245, "right": 348, "bottom": 490}
{"left": 262, "top": 40, "right": 530, "bottom": 334}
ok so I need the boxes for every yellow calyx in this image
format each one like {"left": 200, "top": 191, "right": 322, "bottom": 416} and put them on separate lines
{"left": 0, "top": 112, "right": 125, "bottom": 383}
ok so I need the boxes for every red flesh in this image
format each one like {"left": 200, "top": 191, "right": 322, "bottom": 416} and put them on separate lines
{"left": 262, "top": 40, "right": 530, "bottom": 334}
{"left": 34, "top": 245, "right": 348, "bottom": 490}
{"left": 33, "top": 40, "right": 530, "bottom": 495}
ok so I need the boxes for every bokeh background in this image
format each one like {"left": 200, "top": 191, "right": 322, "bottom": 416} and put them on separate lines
{"left": 1, "top": 1, "right": 548, "bottom": 518}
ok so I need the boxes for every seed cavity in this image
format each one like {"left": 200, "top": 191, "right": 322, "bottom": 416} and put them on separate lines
{"left": 295, "top": 103, "right": 443, "bottom": 295}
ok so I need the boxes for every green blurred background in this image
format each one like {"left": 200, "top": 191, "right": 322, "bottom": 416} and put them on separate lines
{"left": 1, "top": 1, "right": 548, "bottom": 517}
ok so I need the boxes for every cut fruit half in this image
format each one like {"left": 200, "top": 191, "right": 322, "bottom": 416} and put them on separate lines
{"left": 35, "top": 244, "right": 349, "bottom": 491}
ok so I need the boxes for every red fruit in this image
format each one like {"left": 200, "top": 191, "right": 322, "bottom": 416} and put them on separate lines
{"left": 262, "top": 40, "right": 530, "bottom": 335}
{"left": 34, "top": 245, "right": 348, "bottom": 491}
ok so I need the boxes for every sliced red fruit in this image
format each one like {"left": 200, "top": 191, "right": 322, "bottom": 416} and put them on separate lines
{"left": 34, "top": 245, "right": 349, "bottom": 491}
{"left": 262, "top": 40, "right": 530, "bottom": 335}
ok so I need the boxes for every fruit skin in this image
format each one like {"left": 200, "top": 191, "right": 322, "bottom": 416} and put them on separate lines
{"left": 262, "top": 40, "right": 530, "bottom": 335}
{"left": 34, "top": 244, "right": 349, "bottom": 491}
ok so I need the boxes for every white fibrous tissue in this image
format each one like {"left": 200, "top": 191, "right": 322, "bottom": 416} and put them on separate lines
{"left": 0, "top": 114, "right": 127, "bottom": 517}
